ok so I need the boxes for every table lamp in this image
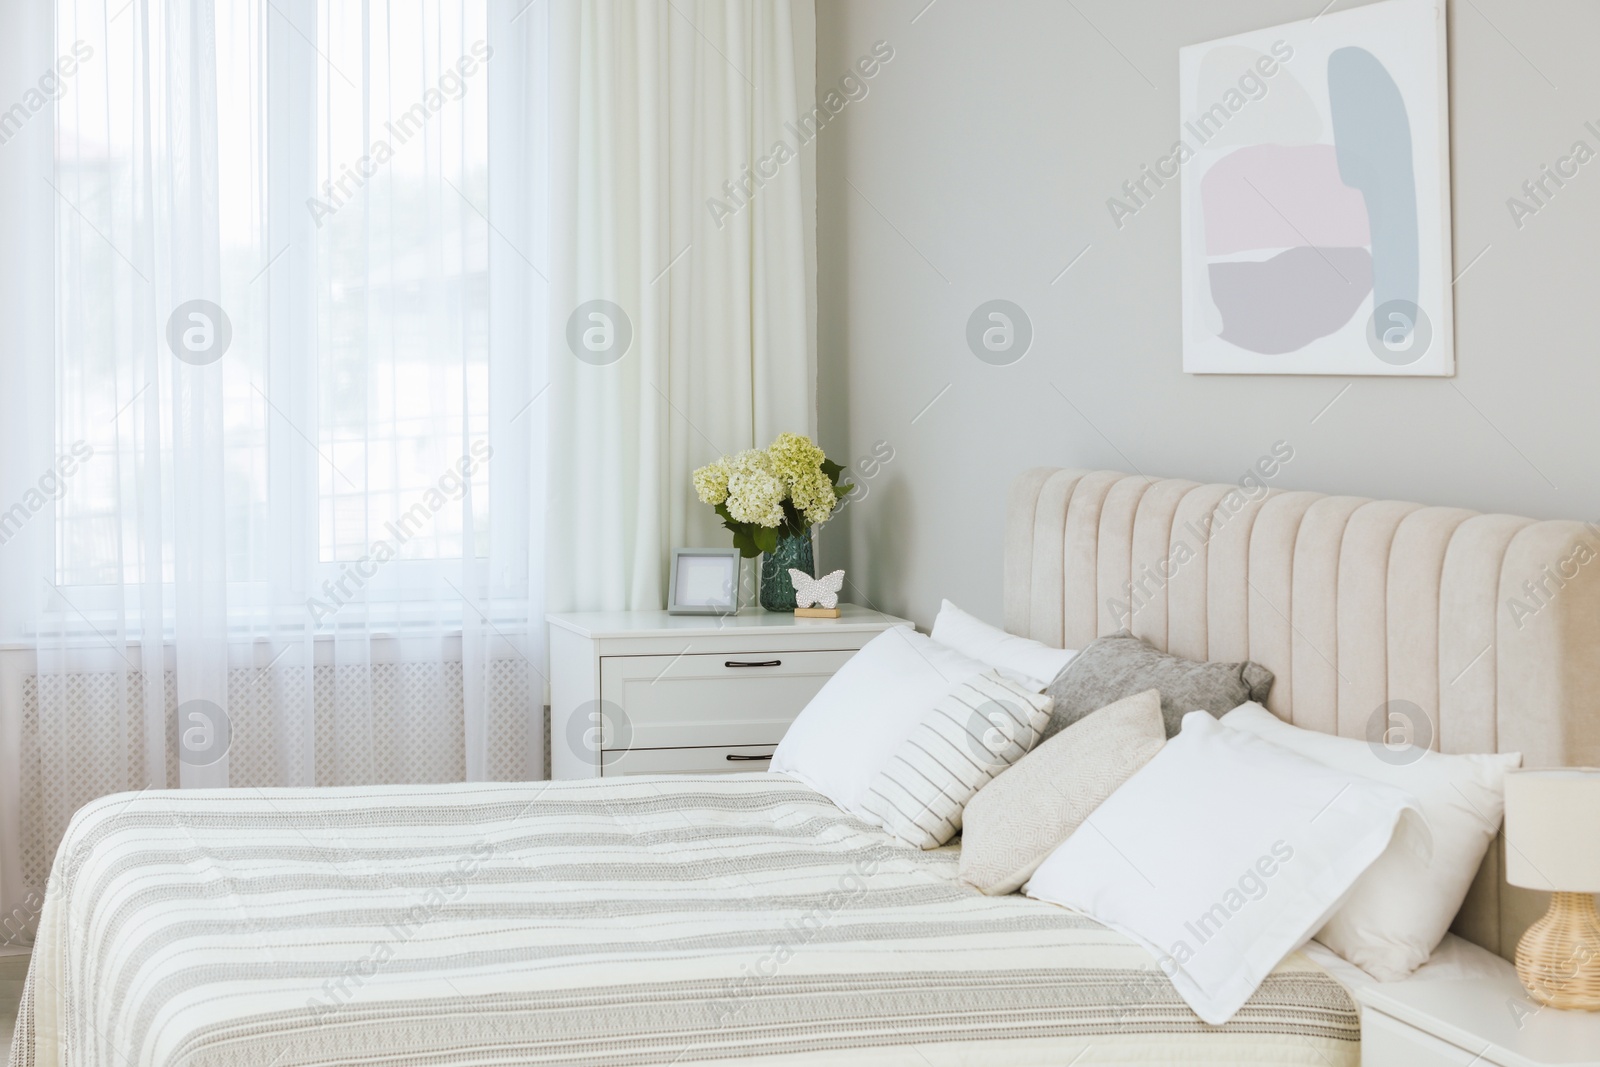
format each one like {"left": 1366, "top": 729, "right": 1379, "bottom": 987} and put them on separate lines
{"left": 1504, "top": 768, "right": 1600, "bottom": 1011}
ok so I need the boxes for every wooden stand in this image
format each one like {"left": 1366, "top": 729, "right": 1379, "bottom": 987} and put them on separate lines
{"left": 1516, "top": 891, "right": 1600, "bottom": 1011}
{"left": 793, "top": 606, "right": 842, "bottom": 619}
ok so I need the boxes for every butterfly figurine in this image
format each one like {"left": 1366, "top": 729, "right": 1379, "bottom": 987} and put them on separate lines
{"left": 789, "top": 568, "right": 845, "bottom": 610}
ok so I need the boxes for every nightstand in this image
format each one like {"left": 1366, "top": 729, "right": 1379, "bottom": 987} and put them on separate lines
{"left": 1356, "top": 969, "right": 1600, "bottom": 1066}
{"left": 547, "top": 606, "right": 910, "bottom": 779}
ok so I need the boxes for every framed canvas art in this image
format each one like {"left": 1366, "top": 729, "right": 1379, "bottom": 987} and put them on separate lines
{"left": 1179, "top": 0, "right": 1453, "bottom": 376}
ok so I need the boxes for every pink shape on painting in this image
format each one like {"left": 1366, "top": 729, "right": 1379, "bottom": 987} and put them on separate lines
{"left": 1200, "top": 144, "right": 1371, "bottom": 256}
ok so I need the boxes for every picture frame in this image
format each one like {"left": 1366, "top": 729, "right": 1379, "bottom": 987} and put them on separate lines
{"left": 667, "top": 548, "right": 740, "bottom": 615}
{"left": 1178, "top": 0, "right": 1453, "bottom": 376}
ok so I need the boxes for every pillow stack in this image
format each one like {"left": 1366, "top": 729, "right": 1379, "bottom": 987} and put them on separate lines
{"left": 1024, "top": 711, "right": 1428, "bottom": 1024}
{"left": 1221, "top": 702, "right": 1520, "bottom": 980}
{"left": 771, "top": 603, "right": 1519, "bottom": 1025}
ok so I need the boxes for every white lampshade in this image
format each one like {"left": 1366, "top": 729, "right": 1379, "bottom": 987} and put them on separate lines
{"left": 1504, "top": 768, "right": 1600, "bottom": 893}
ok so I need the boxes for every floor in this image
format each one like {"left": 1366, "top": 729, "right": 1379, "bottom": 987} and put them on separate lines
{"left": 0, "top": 949, "right": 25, "bottom": 1067}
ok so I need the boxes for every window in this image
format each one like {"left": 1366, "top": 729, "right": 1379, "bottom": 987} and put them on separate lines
{"left": 51, "top": 0, "right": 497, "bottom": 611}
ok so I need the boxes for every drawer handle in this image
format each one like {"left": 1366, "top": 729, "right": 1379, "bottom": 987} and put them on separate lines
{"left": 724, "top": 659, "right": 781, "bottom": 668}
{"left": 726, "top": 753, "right": 774, "bottom": 762}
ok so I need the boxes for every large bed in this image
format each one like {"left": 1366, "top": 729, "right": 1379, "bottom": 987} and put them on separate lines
{"left": 14, "top": 468, "right": 1600, "bottom": 1067}
{"left": 15, "top": 775, "right": 1359, "bottom": 1067}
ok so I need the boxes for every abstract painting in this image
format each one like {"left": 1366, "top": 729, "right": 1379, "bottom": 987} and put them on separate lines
{"left": 1180, "top": 0, "right": 1452, "bottom": 375}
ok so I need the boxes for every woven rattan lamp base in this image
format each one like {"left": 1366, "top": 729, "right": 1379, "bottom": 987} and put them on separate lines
{"left": 1515, "top": 891, "right": 1600, "bottom": 1011}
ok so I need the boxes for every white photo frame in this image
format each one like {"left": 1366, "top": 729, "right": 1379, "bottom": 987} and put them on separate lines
{"left": 667, "top": 548, "right": 740, "bottom": 615}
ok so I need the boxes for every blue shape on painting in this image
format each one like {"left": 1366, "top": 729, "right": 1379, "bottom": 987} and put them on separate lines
{"left": 1328, "top": 46, "right": 1418, "bottom": 317}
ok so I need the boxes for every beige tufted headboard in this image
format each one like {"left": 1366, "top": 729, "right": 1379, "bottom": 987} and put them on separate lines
{"left": 1005, "top": 467, "right": 1600, "bottom": 962}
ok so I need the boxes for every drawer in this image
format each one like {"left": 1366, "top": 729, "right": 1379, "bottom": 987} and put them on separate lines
{"left": 599, "top": 649, "right": 854, "bottom": 749}
{"left": 1361, "top": 1009, "right": 1496, "bottom": 1067}
{"left": 600, "top": 744, "right": 777, "bottom": 777}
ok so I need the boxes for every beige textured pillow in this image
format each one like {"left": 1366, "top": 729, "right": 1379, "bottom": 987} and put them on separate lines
{"left": 958, "top": 688, "right": 1165, "bottom": 895}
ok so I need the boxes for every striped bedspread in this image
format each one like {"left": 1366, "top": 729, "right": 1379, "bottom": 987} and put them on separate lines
{"left": 12, "top": 774, "right": 1358, "bottom": 1067}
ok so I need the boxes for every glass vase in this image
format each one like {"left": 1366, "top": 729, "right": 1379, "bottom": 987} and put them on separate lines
{"left": 759, "top": 528, "right": 815, "bottom": 612}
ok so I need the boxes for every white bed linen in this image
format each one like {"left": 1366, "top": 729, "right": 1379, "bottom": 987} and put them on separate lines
{"left": 14, "top": 774, "right": 1362, "bottom": 1067}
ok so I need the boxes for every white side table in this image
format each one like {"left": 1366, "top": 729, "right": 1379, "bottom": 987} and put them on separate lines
{"left": 1357, "top": 969, "right": 1600, "bottom": 1066}
{"left": 547, "top": 606, "right": 910, "bottom": 779}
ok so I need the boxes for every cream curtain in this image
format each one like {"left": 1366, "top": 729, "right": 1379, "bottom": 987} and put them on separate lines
{"left": 0, "top": 0, "right": 551, "bottom": 941}
{"left": 0, "top": 0, "right": 817, "bottom": 943}
{"left": 545, "top": 0, "right": 817, "bottom": 614}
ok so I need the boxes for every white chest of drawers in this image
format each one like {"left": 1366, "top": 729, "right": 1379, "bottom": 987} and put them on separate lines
{"left": 547, "top": 606, "right": 910, "bottom": 779}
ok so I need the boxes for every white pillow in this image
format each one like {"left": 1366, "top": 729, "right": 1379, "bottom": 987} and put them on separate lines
{"left": 1025, "top": 711, "right": 1425, "bottom": 1025}
{"left": 929, "top": 599, "right": 1076, "bottom": 690}
{"left": 1221, "top": 701, "right": 1521, "bottom": 981}
{"left": 770, "top": 626, "right": 991, "bottom": 816}
{"left": 860, "top": 671, "right": 1052, "bottom": 848}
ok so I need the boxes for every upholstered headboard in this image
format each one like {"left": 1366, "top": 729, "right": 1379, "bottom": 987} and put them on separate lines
{"left": 1005, "top": 468, "right": 1600, "bottom": 962}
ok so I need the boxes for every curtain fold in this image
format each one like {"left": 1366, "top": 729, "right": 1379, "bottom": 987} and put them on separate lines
{"left": 546, "top": 0, "right": 816, "bottom": 615}
{"left": 1, "top": 0, "right": 554, "bottom": 938}
{"left": 0, "top": 0, "right": 816, "bottom": 944}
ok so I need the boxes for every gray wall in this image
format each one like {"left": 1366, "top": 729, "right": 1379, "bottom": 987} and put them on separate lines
{"left": 815, "top": 0, "right": 1600, "bottom": 631}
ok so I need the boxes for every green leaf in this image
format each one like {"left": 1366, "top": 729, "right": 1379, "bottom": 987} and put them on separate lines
{"left": 753, "top": 525, "right": 779, "bottom": 555}
{"left": 729, "top": 527, "right": 760, "bottom": 558}
{"left": 820, "top": 457, "right": 845, "bottom": 485}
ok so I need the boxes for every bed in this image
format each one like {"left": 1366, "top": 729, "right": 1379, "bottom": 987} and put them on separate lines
{"left": 14, "top": 467, "right": 1600, "bottom": 1067}
{"left": 14, "top": 775, "right": 1359, "bottom": 1067}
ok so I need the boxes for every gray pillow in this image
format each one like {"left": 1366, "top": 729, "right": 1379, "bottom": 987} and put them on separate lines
{"left": 1043, "top": 630, "right": 1273, "bottom": 739}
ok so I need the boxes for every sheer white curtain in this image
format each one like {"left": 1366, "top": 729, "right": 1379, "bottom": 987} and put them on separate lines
{"left": 0, "top": 0, "right": 818, "bottom": 941}
{"left": 545, "top": 0, "right": 817, "bottom": 614}
{"left": 0, "top": 0, "right": 548, "bottom": 928}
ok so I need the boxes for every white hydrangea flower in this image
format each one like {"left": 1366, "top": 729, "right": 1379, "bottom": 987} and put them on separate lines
{"left": 789, "top": 468, "right": 838, "bottom": 526}
{"left": 725, "top": 467, "right": 785, "bottom": 527}
{"left": 692, "top": 460, "right": 730, "bottom": 505}
{"left": 768, "top": 432, "right": 825, "bottom": 488}
{"left": 696, "top": 435, "right": 840, "bottom": 533}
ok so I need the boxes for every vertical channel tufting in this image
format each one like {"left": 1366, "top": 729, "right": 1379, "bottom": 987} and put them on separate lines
{"left": 1127, "top": 479, "right": 1198, "bottom": 651}
{"left": 1027, "top": 470, "right": 1087, "bottom": 646}
{"left": 1007, "top": 468, "right": 1600, "bottom": 965}
{"left": 1497, "top": 520, "right": 1600, "bottom": 767}
{"left": 1247, "top": 492, "right": 1320, "bottom": 719}
{"left": 1095, "top": 476, "right": 1154, "bottom": 637}
{"left": 1166, "top": 484, "right": 1235, "bottom": 663}
{"left": 1062, "top": 471, "right": 1126, "bottom": 651}
{"left": 1387, "top": 508, "right": 1477, "bottom": 750}
{"left": 1335, "top": 500, "right": 1423, "bottom": 741}
{"left": 1438, "top": 514, "right": 1533, "bottom": 756}
{"left": 1289, "top": 495, "right": 1370, "bottom": 734}
{"left": 1204, "top": 487, "right": 1273, "bottom": 665}
{"left": 1490, "top": 517, "right": 1600, "bottom": 959}
{"left": 1004, "top": 468, "right": 1060, "bottom": 638}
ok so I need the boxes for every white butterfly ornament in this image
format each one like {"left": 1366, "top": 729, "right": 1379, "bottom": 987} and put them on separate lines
{"left": 789, "top": 568, "right": 845, "bottom": 610}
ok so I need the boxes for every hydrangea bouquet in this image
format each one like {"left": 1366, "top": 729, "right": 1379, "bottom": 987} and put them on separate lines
{"left": 693, "top": 433, "right": 850, "bottom": 558}
{"left": 693, "top": 433, "right": 850, "bottom": 611}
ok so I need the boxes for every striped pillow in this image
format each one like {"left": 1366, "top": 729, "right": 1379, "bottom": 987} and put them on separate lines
{"left": 861, "top": 671, "right": 1053, "bottom": 848}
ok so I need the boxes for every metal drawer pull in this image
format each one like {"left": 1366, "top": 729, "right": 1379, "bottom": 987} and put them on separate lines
{"left": 724, "top": 659, "right": 781, "bottom": 668}
{"left": 726, "top": 753, "right": 773, "bottom": 761}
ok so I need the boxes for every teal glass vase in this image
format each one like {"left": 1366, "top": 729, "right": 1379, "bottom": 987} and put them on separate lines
{"left": 759, "top": 528, "right": 815, "bottom": 611}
